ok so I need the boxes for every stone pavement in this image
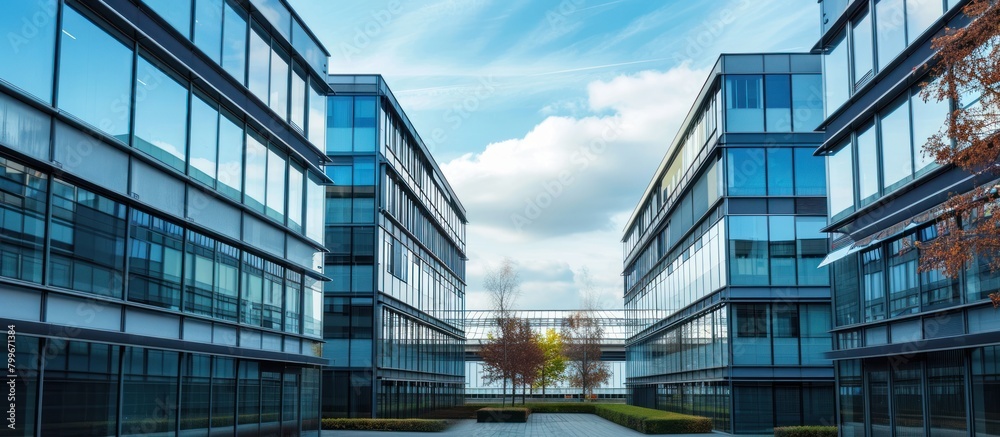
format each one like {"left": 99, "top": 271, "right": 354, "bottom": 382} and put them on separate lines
{"left": 321, "top": 413, "right": 726, "bottom": 436}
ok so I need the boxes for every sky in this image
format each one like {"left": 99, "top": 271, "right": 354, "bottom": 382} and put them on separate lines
{"left": 288, "top": 0, "right": 820, "bottom": 310}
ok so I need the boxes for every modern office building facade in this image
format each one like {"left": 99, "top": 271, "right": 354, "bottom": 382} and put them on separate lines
{"left": 0, "top": 0, "right": 332, "bottom": 436}
{"left": 623, "top": 53, "right": 835, "bottom": 434}
{"left": 464, "top": 309, "right": 627, "bottom": 400}
{"left": 321, "top": 75, "right": 467, "bottom": 419}
{"left": 814, "top": 1, "right": 1000, "bottom": 436}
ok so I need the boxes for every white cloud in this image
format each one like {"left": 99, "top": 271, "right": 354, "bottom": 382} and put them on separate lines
{"left": 443, "top": 65, "right": 707, "bottom": 309}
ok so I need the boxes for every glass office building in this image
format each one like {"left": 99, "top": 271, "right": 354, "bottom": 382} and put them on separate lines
{"left": 464, "top": 310, "right": 627, "bottom": 400}
{"left": 0, "top": 0, "right": 331, "bottom": 436}
{"left": 814, "top": 1, "right": 1000, "bottom": 436}
{"left": 623, "top": 53, "right": 834, "bottom": 434}
{"left": 321, "top": 75, "right": 467, "bottom": 419}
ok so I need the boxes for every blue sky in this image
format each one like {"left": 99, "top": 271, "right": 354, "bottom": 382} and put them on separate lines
{"left": 289, "top": 0, "right": 820, "bottom": 310}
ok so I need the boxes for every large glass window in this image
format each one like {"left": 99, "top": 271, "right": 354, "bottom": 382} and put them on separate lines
{"left": 291, "top": 66, "right": 307, "bottom": 130}
{"left": 881, "top": 96, "right": 913, "bottom": 192}
{"left": 887, "top": 235, "right": 919, "bottom": 317}
{"left": 245, "top": 131, "right": 268, "bottom": 212}
{"left": 212, "top": 357, "right": 237, "bottom": 431}
{"left": 58, "top": 5, "right": 133, "bottom": 139}
{"left": 725, "top": 75, "right": 764, "bottom": 132}
{"left": 122, "top": 348, "right": 180, "bottom": 435}
{"left": 0, "top": 157, "right": 47, "bottom": 284}
{"left": 304, "top": 276, "right": 323, "bottom": 337}
{"left": 726, "top": 148, "right": 766, "bottom": 196}
{"left": 217, "top": 110, "right": 244, "bottom": 201}
{"left": 833, "top": 253, "right": 860, "bottom": 327}
{"left": 0, "top": 0, "right": 57, "bottom": 103}
{"left": 828, "top": 141, "right": 854, "bottom": 218}
{"left": 857, "top": 121, "right": 879, "bottom": 205}
{"left": 972, "top": 346, "right": 1000, "bottom": 437}
{"left": 286, "top": 271, "right": 302, "bottom": 334}
{"left": 189, "top": 92, "right": 219, "bottom": 186}
{"left": 765, "top": 75, "right": 792, "bottom": 132}
{"left": 40, "top": 341, "right": 119, "bottom": 436}
{"left": 263, "top": 260, "right": 284, "bottom": 330}
{"left": 893, "top": 360, "right": 924, "bottom": 436}
{"left": 791, "top": 74, "right": 824, "bottom": 131}
{"left": 265, "top": 145, "right": 287, "bottom": 221}
{"left": 733, "top": 304, "right": 770, "bottom": 365}
{"left": 852, "top": 10, "right": 874, "bottom": 86}
{"left": 306, "top": 173, "right": 325, "bottom": 243}
{"left": 927, "top": 350, "right": 967, "bottom": 435}
{"left": 49, "top": 180, "right": 127, "bottom": 298}
{"left": 308, "top": 82, "right": 327, "bottom": 146}
{"left": 769, "top": 216, "right": 796, "bottom": 285}
{"left": 906, "top": 0, "right": 942, "bottom": 44}
{"left": 767, "top": 148, "right": 793, "bottom": 196}
{"left": 867, "top": 363, "right": 891, "bottom": 436}
{"left": 238, "top": 361, "right": 261, "bottom": 435}
{"left": 128, "top": 210, "right": 183, "bottom": 310}
{"left": 269, "top": 45, "right": 289, "bottom": 118}
{"left": 911, "top": 84, "right": 948, "bottom": 174}
{"left": 242, "top": 252, "right": 265, "bottom": 326}
{"left": 248, "top": 23, "right": 270, "bottom": 103}
{"left": 876, "top": 0, "right": 906, "bottom": 71}
{"left": 354, "top": 96, "right": 378, "bottom": 151}
{"left": 183, "top": 231, "right": 239, "bottom": 321}
{"left": 796, "top": 217, "right": 829, "bottom": 285}
{"left": 181, "top": 354, "right": 211, "bottom": 433}
{"left": 793, "top": 147, "right": 826, "bottom": 196}
{"left": 288, "top": 162, "right": 304, "bottom": 232}
{"left": 729, "top": 216, "right": 769, "bottom": 285}
{"left": 825, "top": 31, "right": 850, "bottom": 114}
{"left": 222, "top": 0, "right": 247, "bottom": 84}
{"left": 328, "top": 96, "right": 353, "bottom": 153}
{"left": 862, "top": 247, "right": 885, "bottom": 322}
{"left": 194, "top": 0, "right": 223, "bottom": 63}
{"left": 134, "top": 55, "right": 189, "bottom": 171}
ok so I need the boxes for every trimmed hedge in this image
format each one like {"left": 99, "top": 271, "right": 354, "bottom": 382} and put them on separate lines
{"left": 321, "top": 418, "right": 448, "bottom": 432}
{"left": 593, "top": 404, "right": 713, "bottom": 434}
{"left": 521, "top": 403, "right": 596, "bottom": 414}
{"left": 477, "top": 407, "right": 530, "bottom": 423}
{"left": 774, "top": 426, "right": 839, "bottom": 437}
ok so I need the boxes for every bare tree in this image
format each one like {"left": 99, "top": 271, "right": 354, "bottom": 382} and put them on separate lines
{"left": 481, "top": 257, "right": 522, "bottom": 406}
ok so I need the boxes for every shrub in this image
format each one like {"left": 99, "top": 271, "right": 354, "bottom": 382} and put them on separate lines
{"left": 593, "top": 404, "right": 713, "bottom": 434}
{"left": 320, "top": 418, "right": 448, "bottom": 432}
{"left": 774, "top": 426, "right": 838, "bottom": 437}
{"left": 476, "top": 407, "right": 530, "bottom": 423}
{"left": 520, "top": 403, "right": 596, "bottom": 414}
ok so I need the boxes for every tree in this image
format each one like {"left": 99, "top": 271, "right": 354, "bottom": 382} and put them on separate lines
{"left": 561, "top": 312, "right": 611, "bottom": 401}
{"left": 532, "top": 328, "right": 567, "bottom": 398}
{"left": 480, "top": 258, "right": 523, "bottom": 406}
{"left": 479, "top": 317, "right": 543, "bottom": 406}
{"left": 916, "top": 0, "right": 1000, "bottom": 308}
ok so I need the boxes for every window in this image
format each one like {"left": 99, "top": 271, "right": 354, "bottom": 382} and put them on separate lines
{"left": 793, "top": 147, "right": 826, "bottom": 196}
{"left": 288, "top": 162, "right": 304, "bottom": 232}
{"left": 306, "top": 172, "right": 325, "bottom": 243}
{"left": 770, "top": 216, "right": 796, "bottom": 286}
{"left": 303, "top": 276, "right": 323, "bottom": 337}
{"left": 211, "top": 357, "right": 236, "bottom": 432}
{"left": 143, "top": 0, "right": 191, "bottom": 37}
{"left": 725, "top": 75, "right": 763, "bottom": 132}
{"left": 825, "top": 31, "right": 850, "bottom": 113}
{"left": 862, "top": 247, "right": 885, "bottom": 322}
{"left": 241, "top": 252, "right": 264, "bottom": 326}
{"left": 0, "top": 0, "right": 57, "bottom": 103}
{"left": 767, "top": 148, "right": 793, "bottom": 196}
{"left": 291, "top": 66, "right": 307, "bottom": 130}
{"left": 328, "top": 96, "right": 353, "bottom": 152}
{"left": 911, "top": 83, "right": 948, "bottom": 174}
{"left": 906, "top": 0, "right": 942, "bottom": 44}
{"left": 217, "top": 110, "right": 243, "bottom": 201}
{"left": 262, "top": 260, "right": 283, "bottom": 330}
{"left": 269, "top": 45, "right": 289, "bottom": 118}
{"left": 726, "top": 148, "right": 766, "bottom": 196}
{"left": 0, "top": 157, "right": 47, "bottom": 284}
{"left": 765, "top": 75, "right": 791, "bottom": 132}
{"left": 49, "top": 179, "right": 127, "bottom": 298}
{"left": 729, "top": 216, "right": 769, "bottom": 285}
{"left": 40, "top": 342, "right": 119, "bottom": 436}
{"left": 265, "top": 145, "right": 287, "bottom": 221}
{"left": 181, "top": 354, "right": 211, "bottom": 432}
{"left": 285, "top": 271, "right": 302, "bottom": 333}
{"left": 58, "top": 5, "right": 133, "bottom": 139}
{"left": 184, "top": 231, "right": 240, "bottom": 321}
{"left": 851, "top": 10, "right": 874, "bottom": 87}
{"left": 796, "top": 217, "right": 829, "bottom": 286}
{"left": 122, "top": 348, "right": 180, "bottom": 435}
{"left": 128, "top": 210, "right": 183, "bottom": 310}
{"left": 875, "top": 0, "right": 906, "bottom": 71}
{"left": 880, "top": 96, "right": 913, "bottom": 192}
{"left": 189, "top": 92, "right": 219, "bottom": 186}
{"left": 972, "top": 346, "right": 1000, "bottom": 437}
{"left": 857, "top": 121, "right": 879, "bottom": 205}
{"left": 791, "top": 74, "right": 824, "bottom": 131}
{"left": 222, "top": 0, "right": 247, "bottom": 84}
{"left": 354, "top": 96, "right": 378, "bottom": 151}
{"left": 827, "top": 140, "right": 854, "bottom": 218}
{"left": 927, "top": 351, "right": 968, "bottom": 435}
{"left": 892, "top": 360, "right": 923, "bottom": 435}
{"left": 244, "top": 131, "right": 267, "bottom": 212}
{"left": 308, "top": 82, "right": 327, "bottom": 146}
{"left": 248, "top": 23, "right": 270, "bottom": 103}
{"left": 134, "top": 55, "right": 189, "bottom": 171}
{"left": 194, "top": 0, "right": 224, "bottom": 63}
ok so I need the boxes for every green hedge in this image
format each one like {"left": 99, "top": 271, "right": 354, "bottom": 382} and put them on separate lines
{"left": 593, "top": 404, "right": 713, "bottom": 434}
{"left": 321, "top": 418, "right": 448, "bottom": 432}
{"left": 476, "top": 407, "right": 530, "bottom": 423}
{"left": 520, "top": 403, "right": 596, "bottom": 414}
{"left": 774, "top": 426, "right": 838, "bottom": 437}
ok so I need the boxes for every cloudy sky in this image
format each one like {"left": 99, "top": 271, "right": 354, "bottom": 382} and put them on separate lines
{"left": 288, "top": 0, "right": 819, "bottom": 310}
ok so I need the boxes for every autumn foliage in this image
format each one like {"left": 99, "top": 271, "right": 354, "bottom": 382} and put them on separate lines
{"left": 917, "top": 0, "right": 1000, "bottom": 307}
{"left": 479, "top": 317, "right": 545, "bottom": 406}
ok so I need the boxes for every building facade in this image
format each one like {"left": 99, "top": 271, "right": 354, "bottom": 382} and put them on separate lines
{"left": 623, "top": 53, "right": 835, "bottom": 434}
{"left": 0, "top": 0, "right": 331, "bottom": 435}
{"left": 814, "top": 1, "right": 1000, "bottom": 436}
{"left": 464, "top": 309, "right": 627, "bottom": 400}
{"left": 321, "top": 75, "right": 467, "bottom": 419}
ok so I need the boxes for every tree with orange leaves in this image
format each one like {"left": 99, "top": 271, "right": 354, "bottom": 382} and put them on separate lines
{"left": 917, "top": 0, "right": 1000, "bottom": 308}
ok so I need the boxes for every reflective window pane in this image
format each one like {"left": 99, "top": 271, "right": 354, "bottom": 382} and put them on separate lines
{"left": 288, "top": 162, "right": 304, "bottom": 232}
{"left": 791, "top": 74, "right": 824, "bottom": 131}
{"left": 49, "top": 180, "right": 127, "bottom": 298}
{"left": 143, "top": 0, "right": 191, "bottom": 37}
{"left": 306, "top": 172, "right": 325, "bottom": 242}
{"left": 770, "top": 216, "right": 796, "bottom": 286}
{"left": 248, "top": 23, "right": 270, "bottom": 103}
{"left": 217, "top": 110, "right": 244, "bottom": 200}
{"left": 857, "top": 121, "right": 879, "bottom": 204}
{"left": 291, "top": 66, "right": 306, "bottom": 130}
{"left": 242, "top": 252, "right": 264, "bottom": 326}
{"left": 308, "top": 81, "right": 327, "bottom": 146}
{"left": 729, "top": 216, "right": 769, "bottom": 285}
{"left": 328, "top": 96, "right": 353, "bottom": 152}
{"left": 134, "top": 56, "right": 189, "bottom": 171}
{"left": 911, "top": 84, "right": 948, "bottom": 174}
{"left": 765, "top": 75, "right": 791, "bottom": 132}
{"left": 828, "top": 141, "right": 854, "bottom": 218}
{"left": 906, "top": 0, "right": 942, "bottom": 44}
{"left": 852, "top": 10, "right": 874, "bottom": 86}
{"left": 222, "top": 0, "right": 247, "bottom": 84}
{"left": 194, "top": 0, "right": 224, "bottom": 63}
{"left": 122, "top": 348, "right": 180, "bottom": 435}
{"left": 40, "top": 341, "right": 119, "bottom": 436}
{"left": 793, "top": 147, "right": 826, "bottom": 196}
{"left": 767, "top": 148, "right": 793, "bottom": 196}
{"left": 265, "top": 145, "right": 287, "bottom": 221}
{"left": 725, "top": 75, "right": 764, "bottom": 132}
{"left": 0, "top": 0, "right": 57, "bottom": 103}
{"left": 796, "top": 216, "right": 829, "bottom": 285}
{"left": 825, "top": 31, "right": 849, "bottom": 113}
{"left": 270, "top": 45, "right": 289, "bottom": 118}
{"left": 189, "top": 92, "right": 219, "bottom": 185}
{"left": 354, "top": 96, "right": 377, "bottom": 151}
{"left": 245, "top": 131, "right": 267, "bottom": 212}
{"left": 128, "top": 209, "right": 183, "bottom": 310}
{"left": 876, "top": 0, "right": 906, "bottom": 71}
{"left": 880, "top": 96, "right": 912, "bottom": 191}
{"left": 0, "top": 157, "right": 47, "bottom": 283}
{"left": 58, "top": 6, "right": 133, "bottom": 139}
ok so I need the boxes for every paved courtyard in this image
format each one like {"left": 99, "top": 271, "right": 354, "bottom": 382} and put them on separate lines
{"left": 322, "top": 413, "right": 725, "bottom": 437}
